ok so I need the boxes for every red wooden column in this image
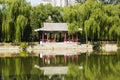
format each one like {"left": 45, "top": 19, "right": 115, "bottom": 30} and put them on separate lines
{"left": 46, "top": 33, "right": 49, "bottom": 42}
{"left": 53, "top": 33, "right": 56, "bottom": 42}
{"left": 76, "top": 33, "right": 78, "bottom": 42}
{"left": 64, "top": 33, "right": 66, "bottom": 42}
{"left": 50, "top": 33, "right": 52, "bottom": 41}
{"left": 42, "top": 32, "right": 44, "bottom": 42}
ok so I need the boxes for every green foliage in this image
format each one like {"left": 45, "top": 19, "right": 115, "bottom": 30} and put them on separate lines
{"left": 0, "top": 0, "right": 120, "bottom": 42}
{"left": 1, "top": 0, "right": 31, "bottom": 42}
{"left": 0, "top": 9, "right": 2, "bottom": 41}
{"left": 19, "top": 42, "right": 28, "bottom": 51}
{"left": 63, "top": 0, "right": 120, "bottom": 42}
{"left": 15, "top": 15, "right": 28, "bottom": 42}
{"left": 93, "top": 42, "right": 102, "bottom": 53}
{"left": 68, "top": 22, "right": 79, "bottom": 34}
{"left": 30, "top": 4, "right": 63, "bottom": 40}
{"left": 63, "top": 5, "right": 81, "bottom": 35}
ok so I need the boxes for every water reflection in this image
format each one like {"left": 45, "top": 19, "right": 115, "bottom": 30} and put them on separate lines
{"left": 39, "top": 54, "right": 79, "bottom": 65}
{"left": 0, "top": 51, "right": 120, "bottom": 80}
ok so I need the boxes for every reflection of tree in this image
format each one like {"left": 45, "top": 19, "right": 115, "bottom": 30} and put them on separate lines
{"left": 0, "top": 57, "right": 43, "bottom": 80}
{"left": 65, "top": 55, "right": 120, "bottom": 80}
{"left": 0, "top": 54, "right": 120, "bottom": 79}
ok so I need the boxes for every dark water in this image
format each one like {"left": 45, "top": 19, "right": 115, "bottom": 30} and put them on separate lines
{"left": 0, "top": 52, "right": 120, "bottom": 80}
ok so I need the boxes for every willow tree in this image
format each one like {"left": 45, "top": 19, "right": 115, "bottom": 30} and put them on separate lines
{"left": 64, "top": 0, "right": 120, "bottom": 43}
{"left": 1, "top": 0, "right": 31, "bottom": 42}
{"left": 15, "top": 15, "right": 28, "bottom": 42}
{"left": 2, "top": 5, "right": 12, "bottom": 42}
{"left": 78, "top": 0, "right": 96, "bottom": 43}
{"left": 63, "top": 5, "right": 80, "bottom": 35}
{"left": 78, "top": 0, "right": 120, "bottom": 42}
{"left": 0, "top": 9, "right": 2, "bottom": 41}
{"left": 68, "top": 22, "right": 79, "bottom": 34}
{"left": 103, "top": 4, "right": 120, "bottom": 42}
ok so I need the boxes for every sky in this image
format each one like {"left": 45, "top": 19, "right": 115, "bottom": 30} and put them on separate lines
{"left": 26, "top": 0, "right": 42, "bottom": 6}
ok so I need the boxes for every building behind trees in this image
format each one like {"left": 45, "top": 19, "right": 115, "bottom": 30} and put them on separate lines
{"left": 40, "top": 0, "right": 76, "bottom": 7}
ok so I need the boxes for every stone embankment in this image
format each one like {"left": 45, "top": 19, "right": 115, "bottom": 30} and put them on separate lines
{"left": 27, "top": 42, "right": 93, "bottom": 53}
{"left": 0, "top": 42, "right": 119, "bottom": 54}
{"left": 0, "top": 46, "right": 19, "bottom": 53}
{"left": 0, "top": 42, "right": 93, "bottom": 54}
{"left": 102, "top": 44, "right": 118, "bottom": 52}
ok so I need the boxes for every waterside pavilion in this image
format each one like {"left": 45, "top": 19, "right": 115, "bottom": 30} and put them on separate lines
{"left": 34, "top": 23, "right": 82, "bottom": 42}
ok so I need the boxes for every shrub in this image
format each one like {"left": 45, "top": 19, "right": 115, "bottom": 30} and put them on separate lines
{"left": 19, "top": 42, "right": 28, "bottom": 51}
{"left": 93, "top": 42, "right": 101, "bottom": 50}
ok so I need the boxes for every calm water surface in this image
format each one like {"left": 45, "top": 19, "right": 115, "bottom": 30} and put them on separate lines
{"left": 0, "top": 51, "right": 120, "bottom": 80}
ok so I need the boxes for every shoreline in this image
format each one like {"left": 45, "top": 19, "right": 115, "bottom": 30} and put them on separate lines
{"left": 0, "top": 42, "right": 118, "bottom": 54}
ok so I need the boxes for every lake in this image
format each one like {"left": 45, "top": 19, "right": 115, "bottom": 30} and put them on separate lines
{"left": 0, "top": 50, "right": 120, "bottom": 80}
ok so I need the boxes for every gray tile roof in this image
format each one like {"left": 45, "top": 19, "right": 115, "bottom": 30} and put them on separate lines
{"left": 35, "top": 23, "right": 68, "bottom": 32}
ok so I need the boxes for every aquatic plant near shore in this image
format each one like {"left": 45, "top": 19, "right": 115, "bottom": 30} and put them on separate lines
{"left": 19, "top": 42, "right": 28, "bottom": 51}
{"left": 93, "top": 42, "right": 102, "bottom": 54}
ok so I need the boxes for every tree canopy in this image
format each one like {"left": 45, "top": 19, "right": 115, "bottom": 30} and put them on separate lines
{"left": 0, "top": 0, "right": 119, "bottom": 42}
{"left": 0, "top": 0, "right": 31, "bottom": 42}
{"left": 64, "top": 0, "right": 120, "bottom": 42}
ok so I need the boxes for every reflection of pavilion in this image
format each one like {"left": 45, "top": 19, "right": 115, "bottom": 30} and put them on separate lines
{"left": 35, "top": 23, "right": 82, "bottom": 42}
{"left": 34, "top": 66, "right": 83, "bottom": 75}
{"left": 39, "top": 50, "right": 80, "bottom": 65}
{"left": 40, "top": 54, "right": 79, "bottom": 65}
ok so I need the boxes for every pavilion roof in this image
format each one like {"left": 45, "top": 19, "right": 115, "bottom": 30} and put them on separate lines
{"left": 34, "top": 23, "right": 68, "bottom": 32}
